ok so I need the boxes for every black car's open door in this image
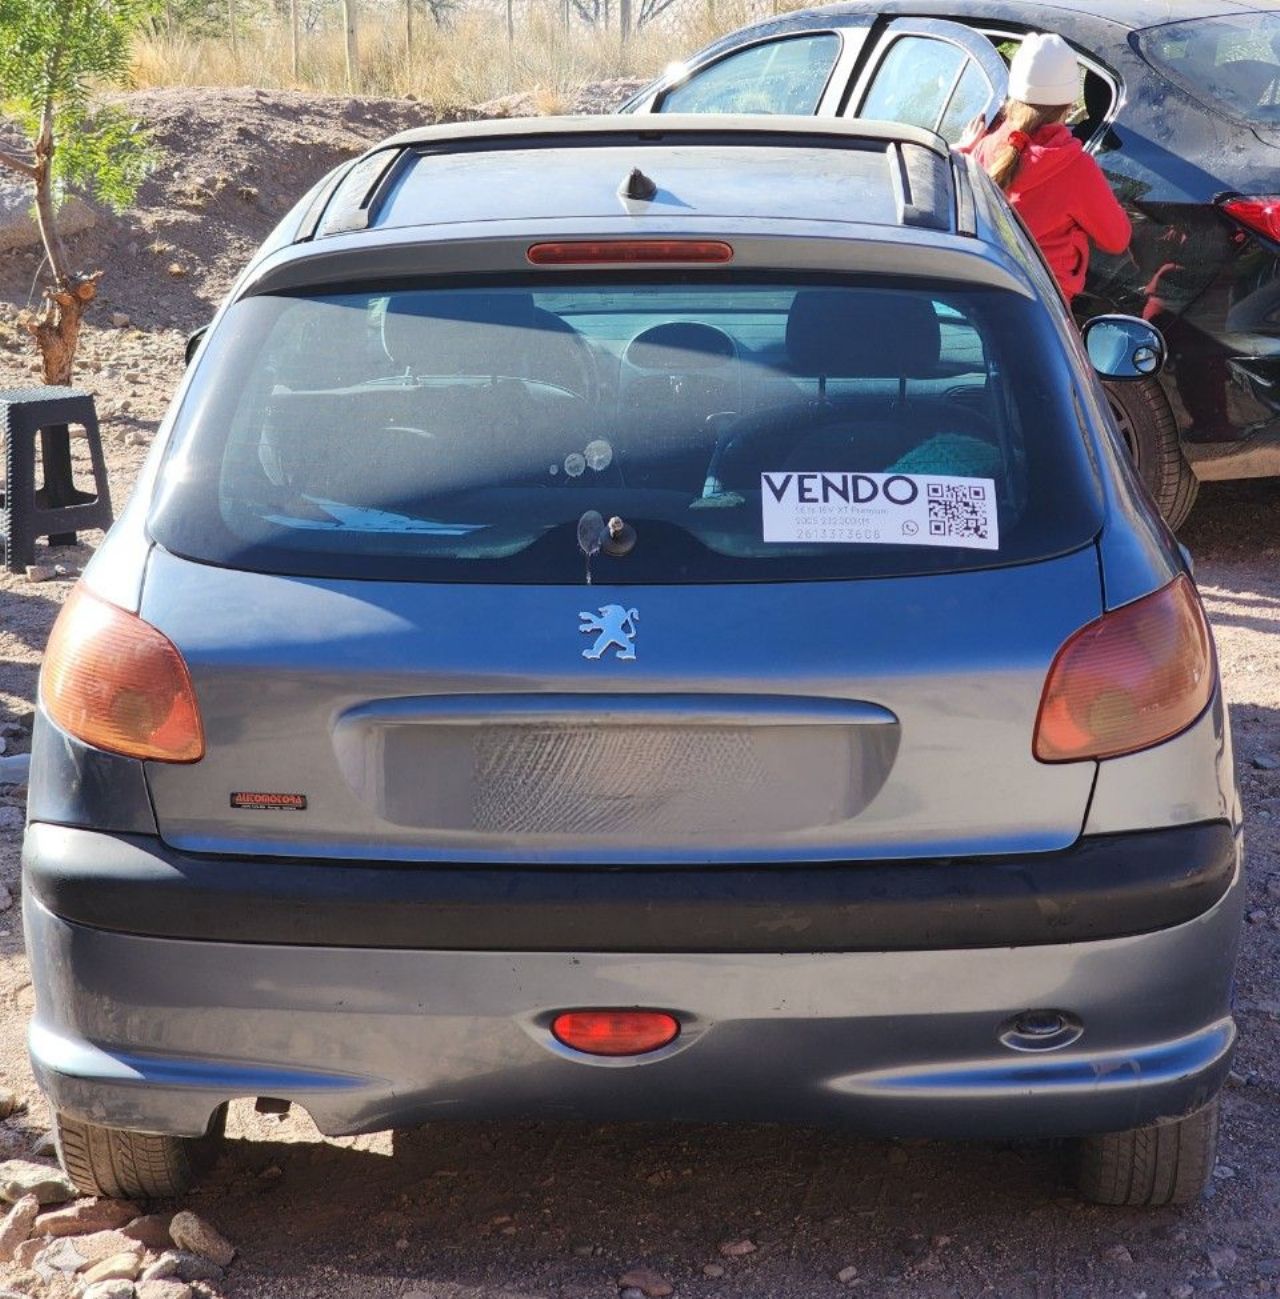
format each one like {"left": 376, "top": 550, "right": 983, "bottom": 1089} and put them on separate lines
{"left": 844, "top": 17, "right": 1009, "bottom": 145}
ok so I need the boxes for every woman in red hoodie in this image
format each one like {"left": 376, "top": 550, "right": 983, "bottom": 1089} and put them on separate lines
{"left": 964, "top": 33, "right": 1131, "bottom": 304}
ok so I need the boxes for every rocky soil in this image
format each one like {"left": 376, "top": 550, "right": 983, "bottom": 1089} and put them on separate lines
{"left": 0, "top": 85, "right": 1278, "bottom": 1299}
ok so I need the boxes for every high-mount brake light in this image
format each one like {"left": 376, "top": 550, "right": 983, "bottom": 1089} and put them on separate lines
{"left": 527, "top": 240, "right": 733, "bottom": 266}
{"left": 551, "top": 1010, "right": 680, "bottom": 1056}
{"left": 41, "top": 585, "right": 205, "bottom": 763}
{"left": 1033, "top": 575, "right": 1214, "bottom": 764}
{"left": 1222, "top": 196, "right": 1280, "bottom": 243}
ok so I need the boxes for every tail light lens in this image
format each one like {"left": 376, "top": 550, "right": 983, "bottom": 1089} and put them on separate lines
{"left": 1034, "top": 575, "right": 1214, "bottom": 763}
{"left": 41, "top": 585, "right": 204, "bottom": 763}
{"left": 1222, "top": 196, "right": 1280, "bottom": 243}
{"left": 551, "top": 1010, "right": 680, "bottom": 1056}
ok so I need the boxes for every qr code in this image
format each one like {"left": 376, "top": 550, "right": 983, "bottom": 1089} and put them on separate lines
{"left": 927, "top": 482, "right": 989, "bottom": 540}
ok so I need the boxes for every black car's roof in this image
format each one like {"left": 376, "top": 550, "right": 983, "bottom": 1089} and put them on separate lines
{"left": 759, "top": 0, "right": 1276, "bottom": 33}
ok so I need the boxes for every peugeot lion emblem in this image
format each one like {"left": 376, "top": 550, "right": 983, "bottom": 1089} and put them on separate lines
{"left": 579, "top": 605, "right": 639, "bottom": 661}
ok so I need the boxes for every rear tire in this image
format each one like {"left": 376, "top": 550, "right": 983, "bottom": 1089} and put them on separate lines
{"left": 1105, "top": 377, "right": 1199, "bottom": 530}
{"left": 1073, "top": 1096, "right": 1220, "bottom": 1206}
{"left": 55, "top": 1105, "right": 226, "bottom": 1199}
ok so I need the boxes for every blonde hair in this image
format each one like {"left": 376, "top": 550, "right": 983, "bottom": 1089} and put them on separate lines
{"left": 985, "top": 99, "right": 1073, "bottom": 191}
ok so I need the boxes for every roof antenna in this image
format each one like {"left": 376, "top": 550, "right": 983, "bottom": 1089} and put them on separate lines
{"left": 619, "top": 167, "right": 658, "bottom": 202}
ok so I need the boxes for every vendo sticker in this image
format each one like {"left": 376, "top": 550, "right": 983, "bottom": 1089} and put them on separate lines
{"left": 760, "top": 471, "right": 998, "bottom": 551}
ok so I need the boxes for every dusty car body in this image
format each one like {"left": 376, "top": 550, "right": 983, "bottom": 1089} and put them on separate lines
{"left": 23, "top": 116, "right": 1242, "bottom": 1208}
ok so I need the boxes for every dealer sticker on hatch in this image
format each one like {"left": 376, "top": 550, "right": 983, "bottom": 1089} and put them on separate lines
{"left": 761, "top": 472, "right": 999, "bottom": 551}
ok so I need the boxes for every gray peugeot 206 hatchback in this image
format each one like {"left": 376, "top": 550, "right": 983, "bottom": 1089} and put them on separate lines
{"left": 23, "top": 116, "right": 1242, "bottom": 1207}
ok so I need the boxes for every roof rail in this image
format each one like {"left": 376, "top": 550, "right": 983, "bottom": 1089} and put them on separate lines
{"left": 301, "top": 146, "right": 413, "bottom": 242}
{"left": 886, "top": 141, "right": 949, "bottom": 232}
{"left": 301, "top": 114, "right": 954, "bottom": 242}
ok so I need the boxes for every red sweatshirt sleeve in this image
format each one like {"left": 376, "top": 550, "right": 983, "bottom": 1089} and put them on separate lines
{"left": 1069, "top": 155, "right": 1131, "bottom": 255}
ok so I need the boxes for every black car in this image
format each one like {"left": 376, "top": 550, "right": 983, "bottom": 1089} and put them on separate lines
{"left": 627, "top": 0, "right": 1280, "bottom": 528}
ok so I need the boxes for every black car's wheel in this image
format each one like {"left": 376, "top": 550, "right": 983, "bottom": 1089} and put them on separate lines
{"left": 1105, "top": 377, "right": 1199, "bottom": 530}
{"left": 1073, "top": 1095, "right": 1220, "bottom": 1206}
{"left": 55, "top": 1104, "right": 226, "bottom": 1199}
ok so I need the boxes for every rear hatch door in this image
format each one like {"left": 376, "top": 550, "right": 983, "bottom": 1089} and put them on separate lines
{"left": 142, "top": 273, "right": 1105, "bottom": 863}
{"left": 141, "top": 549, "right": 1100, "bottom": 862}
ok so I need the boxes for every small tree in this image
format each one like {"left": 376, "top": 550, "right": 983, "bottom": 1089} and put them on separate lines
{"left": 0, "top": 0, "right": 154, "bottom": 385}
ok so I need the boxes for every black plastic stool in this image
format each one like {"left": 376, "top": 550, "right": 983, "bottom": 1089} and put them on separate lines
{"left": 1, "top": 387, "right": 113, "bottom": 573}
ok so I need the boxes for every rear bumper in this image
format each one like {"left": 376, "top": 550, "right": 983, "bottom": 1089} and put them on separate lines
{"left": 21, "top": 820, "right": 1238, "bottom": 951}
{"left": 23, "top": 825, "right": 1244, "bottom": 1142}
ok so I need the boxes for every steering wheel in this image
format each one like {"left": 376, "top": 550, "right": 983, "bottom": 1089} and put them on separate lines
{"left": 530, "top": 311, "right": 599, "bottom": 405}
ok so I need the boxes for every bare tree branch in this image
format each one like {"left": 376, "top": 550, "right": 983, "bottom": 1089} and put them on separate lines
{"left": 0, "top": 148, "right": 38, "bottom": 179}
{"left": 637, "top": 0, "right": 680, "bottom": 25}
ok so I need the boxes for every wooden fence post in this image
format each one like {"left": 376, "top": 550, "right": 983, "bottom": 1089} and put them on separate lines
{"left": 343, "top": 0, "right": 361, "bottom": 93}
{"left": 227, "top": 0, "right": 237, "bottom": 56}
{"left": 290, "top": 0, "right": 300, "bottom": 79}
{"left": 405, "top": 0, "right": 413, "bottom": 55}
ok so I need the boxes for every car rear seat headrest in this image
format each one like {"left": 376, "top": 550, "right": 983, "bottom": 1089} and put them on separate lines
{"left": 786, "top": 289, "right": 942, "bottom": 378}
{"left": 382, "top": 291, "right": 539, "bottom": 372}
{"left": 381, "top": 292, "right": 588, "bottom": 392}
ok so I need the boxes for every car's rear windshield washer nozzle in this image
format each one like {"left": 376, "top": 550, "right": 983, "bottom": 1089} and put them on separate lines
{"left": 619, "top": 168, "right": 658, "bottom": 202}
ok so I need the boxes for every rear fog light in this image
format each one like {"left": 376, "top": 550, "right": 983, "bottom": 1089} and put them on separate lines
{"left": 551, "top": 1010, "right": 680, "bottom": 1056}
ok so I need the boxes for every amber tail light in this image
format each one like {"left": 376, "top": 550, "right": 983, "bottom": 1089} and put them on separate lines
{"left": 1034, "top": 575, "right": 1214, "bottom": 764}
{"left": 41, "top": 585, "right": 205, "bottom": 763}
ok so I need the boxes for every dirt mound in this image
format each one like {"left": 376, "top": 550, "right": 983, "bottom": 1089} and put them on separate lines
{"left": 479, "top": 76, "right": 646, "bottom": 119}
{"left": 0, "top": 79, "right": 640, "bottom": 338}
{"left": 1, "top": 88, "right": 463, "bottom": 335}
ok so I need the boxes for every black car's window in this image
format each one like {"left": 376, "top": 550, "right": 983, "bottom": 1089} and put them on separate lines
{"left": 859, "top": 36, "right": 966, "bottom": 131}
{"left": 658, "top": 33, "right": 840, "bottom": 115}
{"left": 1139, "top": 13, "right": 1280, "bottom": 124}
{"left": 151, "top": 279, "right": 1102, "bottom": 584}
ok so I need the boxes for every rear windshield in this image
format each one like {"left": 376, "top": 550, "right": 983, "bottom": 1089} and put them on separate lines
{"left": 1138, "top": 13, "right": 1280, "bottom": 125}
{"left": 150, "top": 278, "right": 1102, "bottom": 583}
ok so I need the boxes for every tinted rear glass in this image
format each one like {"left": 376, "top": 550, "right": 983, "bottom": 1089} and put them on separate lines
{"left": 150, "top": 277, "right": 1102, "bottom": 583}
{"left": 1138, "top": 13, "right": 1280, "bottom": 124}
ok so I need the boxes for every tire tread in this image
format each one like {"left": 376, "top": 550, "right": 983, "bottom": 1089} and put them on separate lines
{"left": 55, "top": 1109, "right": 222, "bottom": 1200}
{"left": 1105, "top": 378, "right": 1199, "bottom": 531}
{"left": 1074, "top": 1097, "right": 1219, "bottom": 1207}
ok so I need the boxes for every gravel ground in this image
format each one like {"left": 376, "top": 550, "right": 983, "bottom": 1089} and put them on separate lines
{"left": 0, "top": 87, "right": 1277, "bottom": 1299}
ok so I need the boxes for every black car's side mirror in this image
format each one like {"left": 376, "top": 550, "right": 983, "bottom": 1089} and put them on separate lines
{"left": 1082, "top": 314, "right": 1166, "bottom": 381}
{"left": 185, "top": 324, "right": 209, "bottom": 368}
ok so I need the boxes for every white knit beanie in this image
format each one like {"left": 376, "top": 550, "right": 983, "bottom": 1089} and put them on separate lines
{"left": 1008, "top": 33, "right": 1079, "bottom": 107}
